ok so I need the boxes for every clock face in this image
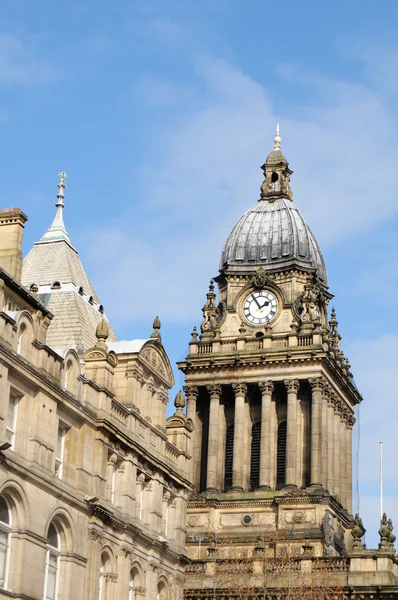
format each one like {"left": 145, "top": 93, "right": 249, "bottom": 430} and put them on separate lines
{"left": 243, "top": 290, "right": 278, "bottom": 325}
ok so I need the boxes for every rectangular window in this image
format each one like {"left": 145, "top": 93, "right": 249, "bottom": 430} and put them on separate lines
{"left": 54, "top": 426, "right": 66, "bottom": 480}
{"left": 0, "top": 529, "right": 9, "bottom": 587}
{"left": 110, "top": 462, "right": 117, "bottom": 504}
{"left": 44, "top": 550, "right": 59, "bottom": 600}
{"left": 5, "top": 394, "right": 19, "bottom": 449}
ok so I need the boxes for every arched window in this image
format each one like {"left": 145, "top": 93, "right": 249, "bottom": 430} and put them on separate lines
{"left": 99, "top": 552, "right": 111, "bottom": 600}
{"left": 157, "top": 580, "right": 167, "bottom": 599}
{"left": 276, "top": 421, "right": 287, "bottom": 489}
{"left": 250, "top": 422, "right": 261, "bottom": 491}
{"left": 51, "top": 281, "right": 61, "bottom": 290}
{"left": 129, "top": 566, "right": 140, "bottom": 600}
{"left": 224, "top": 424, "right": 234, "bottom": 491}
{"left": 43, "top": 522, "right": 60, "bottom": 600}
{"left": 128, "top": 571, "right": 134, "bottom": 600}
{"left": 17, "top": 323, "right": 26, "bottom": 355}
{"left": 0, "top": 497, "right": 11, "bottom": 589}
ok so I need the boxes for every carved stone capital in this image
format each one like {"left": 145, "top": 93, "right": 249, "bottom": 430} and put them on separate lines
{"left": 88, "top": 527, "right": 103, "bottom": 542}
{"left": 309, "top": 377, "right": 324, "bottom": 393}
{"left": 183, "top": 385, "right": 198, "bottom": 401}
{"left": 207, "top": 384, "right": 222, "bottom": 399}
{"left": 105, "top": 572, "right": 118, "bottom": 582}
{"left": 258, "top": 380, "right": 274, "bottom": 395}
{"left": 284, "top": 378, "right": 300, "bottom": 393}
{"left": 347, "top": 414, "right": 356, "bottom": 428}
{"left": 232, "top": 383, "right": 247, "bottom": 396}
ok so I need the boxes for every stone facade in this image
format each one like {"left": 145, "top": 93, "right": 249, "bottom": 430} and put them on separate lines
{"left": 0, "top": 195, "right": 192, "bottom": 599}
{"left": 0, "top": 130, "right": 397, "bottom": 600}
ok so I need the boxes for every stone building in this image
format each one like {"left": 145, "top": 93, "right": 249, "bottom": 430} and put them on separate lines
{"left": 0, "top": 177, "right": 192, "bottom": 599}
{"left": 180, "top": 127, "right": 398, "bottom": 598}
{"left": 0, "top": 128, "right": 397, "bottom": 600}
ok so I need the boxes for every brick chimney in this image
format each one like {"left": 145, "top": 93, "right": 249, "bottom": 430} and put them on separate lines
{"left": 0, "top": 208, "right": 28, "bottom": 283}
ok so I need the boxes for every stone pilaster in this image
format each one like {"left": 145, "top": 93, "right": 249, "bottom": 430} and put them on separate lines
{"left": 285, "top": 379, "right": 300, "bottom": 488}
{"left": 346, "top": 414, "right": 355, "bottom": 514}
{"left": 231, "top": 383, "right": 247, "bottom": 491}
{"left": 340, "top": 409, "right": 347, "bottom": 508}
{"left": 258, "top": 381, "right": 274, "bottom": 489}
{"left": 309, "top": 378, "right": 323, "bottom": 488}
{"left": 333, "top": 395, "right": 341, "bottom": 499}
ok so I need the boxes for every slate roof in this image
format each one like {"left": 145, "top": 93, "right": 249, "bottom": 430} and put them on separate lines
{"left": 21, "top": 185, "right": 116, "bottom": 351}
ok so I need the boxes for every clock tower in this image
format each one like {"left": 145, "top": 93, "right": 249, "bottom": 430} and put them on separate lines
{"left": 179, "top": 127, "right": 361, "bottom": 580}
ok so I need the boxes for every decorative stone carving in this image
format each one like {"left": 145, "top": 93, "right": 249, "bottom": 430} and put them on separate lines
{"left": 284, "top": 378, "right": 299, "bottom": 392}
{"left": 88, "top": 527, "right": 103, "bottom": 542}
{"left": 187, "top": 515, "right": 199, "bottom": 527}
{"left": 232, "top": 383, "right": 247, "bottom": 396}
{"left": 309, "top": 377, "right": 323, "bottom": 392}
{"left": 206, "top": 384, "right": 222, "bottom": 399}
{"left": 183, "top": 385, "right": 198, "bottom": 400}
{"left": 258, "top": 380, "right": 274, "bottom": 394}
{"left": 251, "top": 266, "right": 274, "bottom": 289}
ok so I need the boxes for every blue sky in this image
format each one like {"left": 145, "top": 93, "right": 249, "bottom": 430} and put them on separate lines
{"left": 1, "top": 0, "right": 397, "bottom": 548}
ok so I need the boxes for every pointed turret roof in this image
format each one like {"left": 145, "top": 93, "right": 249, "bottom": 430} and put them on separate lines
{"left": 22, "top": 173, "right": 117, "bottom": 351}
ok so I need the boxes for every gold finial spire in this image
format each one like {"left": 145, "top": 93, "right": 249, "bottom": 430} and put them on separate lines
{"left": 274, "top": 123, "right": 281, "bottom": 151}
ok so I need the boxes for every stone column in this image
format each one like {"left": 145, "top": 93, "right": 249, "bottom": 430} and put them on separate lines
{"left": 309, "top": 378, "right": 323, "bottom": 488}
{"left": 231, "top": 383, "right": 247, "bottom": 491}
{"left": 184, "top": 385, "right": 199, "bottom": 485}
{"left": 340, "top": 412, "right": 347, "bottom": 508}
{"left": 326, "top": 391, "right": 335, "bottom": 494}
{"left": 333, "top": 396, "right": 341, "bottom": 499}
{"left": 206, "top": 385, "right": 222, "bottom": 491}
{"left": 346, "top": 415, "right": 354, "bottom": 514}
{"left": 285, "top": 379, "right": 300, "bottom": 488}
{"left": 258, "top": 381, "right": 274, "bottom": 489}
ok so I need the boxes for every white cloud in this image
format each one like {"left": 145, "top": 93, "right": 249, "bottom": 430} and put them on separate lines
{"left": 0, "top": 34, "right": 56, "bottom": 85}
{"left": 83, "top": 51, "right": 398, "bottom": 324}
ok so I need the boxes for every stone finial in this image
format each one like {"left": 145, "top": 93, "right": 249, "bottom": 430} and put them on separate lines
{"left": 378, "top": 513, "right": 394, "bottom": 551}
{"left": 388, "top": 518, "right": 396, "bottom": 547}
{"left": 274, "top": 122, "right": 281, "bottom": 151}
{"left": 190, "top": 326, "right": 198, "bottom": 342}
{"left": 151, "top": 316, "right": 161, "bottom": 340}
{"left": 95, "top": 319, "right": 109, "bottom": 350}
{"left": 351, "top": 513, "right": 366, "bottom": 550}
{"left": 328, "top": 307, "right": 342, "bottom": 350}
{"left": 174, "top": 390, "right": 185, "bottom": 414}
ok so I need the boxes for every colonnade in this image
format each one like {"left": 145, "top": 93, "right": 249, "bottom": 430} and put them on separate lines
{"left": 184, "top": 378, "right": 354, "bottom": 512}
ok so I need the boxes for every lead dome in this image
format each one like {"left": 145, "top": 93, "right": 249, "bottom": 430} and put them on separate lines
{"left": 219, "top": 126, "right": 328, "bottom": 285}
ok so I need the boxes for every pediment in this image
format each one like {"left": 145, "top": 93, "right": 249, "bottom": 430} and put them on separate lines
{"left": 139, "top": 341, "right": 174, "bottom": 387}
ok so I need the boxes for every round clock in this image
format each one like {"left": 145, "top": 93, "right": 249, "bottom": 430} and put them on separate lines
{"left": 243, "top": 290, "right": 278, "bottom": 325}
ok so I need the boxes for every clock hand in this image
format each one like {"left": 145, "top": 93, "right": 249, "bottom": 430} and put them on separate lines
{"left": 253, "top": 296, "right": 262, "bottom": 309}
{"left": 260, "top": 300, "right": 270, "bottom": 309}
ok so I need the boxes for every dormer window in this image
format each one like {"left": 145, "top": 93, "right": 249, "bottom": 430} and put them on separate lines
{"left": 88, "top": 296, "right": 94, "bottom": 305}
{"left": 78, "top": 286, "right": 84, "bottom": 295}
{"left": 51, "top": 281, "right": 61, "bottom": 290}
{"left": 99, "top": 305, "right": 104, "bottom": 314}
{"left": 29, "top": 283, "right": 39, "bottom": 294}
